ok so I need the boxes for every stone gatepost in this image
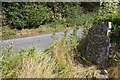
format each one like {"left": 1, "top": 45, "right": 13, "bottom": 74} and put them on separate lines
{"left": 86, "top": 22, "right": 112, "bottom": 67}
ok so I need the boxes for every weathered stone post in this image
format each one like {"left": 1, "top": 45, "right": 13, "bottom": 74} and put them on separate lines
{"left": 86, "top": 22, "right": 112, "bottom": 67}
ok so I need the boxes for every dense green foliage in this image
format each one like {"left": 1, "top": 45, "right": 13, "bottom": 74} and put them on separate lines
{"left": 2, "top": 3, "right": 52, "bottom": 29}
{"left": 2, "top": 3, "right": 28, "bottom": 29}
{"left": 26, "top": 3, "right": 53, "bottom": 28}
{"left": 2, "top": 2, "right": 98, "bottom": 29}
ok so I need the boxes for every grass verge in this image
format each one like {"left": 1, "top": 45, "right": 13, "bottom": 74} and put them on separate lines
{"left": 2, "top": 24, "right": 74, "bottom": 40}
{"left": 1, "top": 31, "right": 96, "bottom": 78}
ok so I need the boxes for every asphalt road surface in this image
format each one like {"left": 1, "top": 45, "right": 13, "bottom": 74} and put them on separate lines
{"left": 2, "top": 29, "right": 83, "bottom": 53}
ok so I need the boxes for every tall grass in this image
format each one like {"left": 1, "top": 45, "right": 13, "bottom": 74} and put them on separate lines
{"left": 1, "top": 31, "right": 96, "bottom": 78}
{"left": 2, "top": 26, "right": 18, "bottom": 40}
{"left": 107, "top": 52, "right": 120, "bottom": 78}
{"left": 1, "top": 29, "right": 120, "bottom": 78}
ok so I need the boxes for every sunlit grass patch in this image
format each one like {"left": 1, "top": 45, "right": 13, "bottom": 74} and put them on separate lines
{"left": 2, "top": 26, "right": 18, "bottom": 40}
{"left": 38, "top": 24, "right": 73, "bottom": 33}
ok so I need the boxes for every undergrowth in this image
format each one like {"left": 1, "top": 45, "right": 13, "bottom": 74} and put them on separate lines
{"left": 1, "top": 31, "right": 96, "bottom": 78}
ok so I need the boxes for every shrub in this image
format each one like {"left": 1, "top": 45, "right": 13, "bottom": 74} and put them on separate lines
{"left": 27, "top": 3, "right": 53, "bottom": 28}
{"left": 2, "top": 2, "right": 53, "bottom": 29}
{"left": 65, "top": 11, "right": 96, "bottom": 28}
{"left": 2, "top": 2, "right": 28, "bottom": 29}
